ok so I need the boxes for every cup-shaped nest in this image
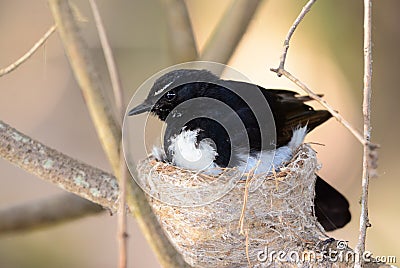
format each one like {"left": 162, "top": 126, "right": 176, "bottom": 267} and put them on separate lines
{"left": 137, "top": 144, "right": 332, "bottom": 267}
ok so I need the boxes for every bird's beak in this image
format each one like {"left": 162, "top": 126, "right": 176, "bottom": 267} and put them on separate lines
{"left": 128, "top": 101, "right": 153, "bottom": 116}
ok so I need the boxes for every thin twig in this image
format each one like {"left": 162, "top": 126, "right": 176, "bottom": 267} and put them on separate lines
{"left": 0, "top": 25, "right": 56, "bottom": 77}
{"left": 0, "top": 193, "right": 103, "bottom": 234}
{"left": 272, "top": 68, "right": 367, "bottom": 145}
{"left": 200, "top": 0, "right": 262, "bottom": 64}
{"left": 271, "top": 0, "right": 317, "bottom": 75}
{"left": 270, "top": 1, "right": 378, "bottom": 266}
{"left": 88, "top": 1, "right": 128, "bottom": 267}
{"left": 238, "top": 161, "right": 260, "bottom": 235}
{"left": 269, "top": 0, "right": 372, "bottom": 146}
{"left": 48, "top": 0, "right": 121, "bottom": 172}
{"left": 161, "top": 0, "right": 198, "bottom": 63}
{"left": 0, "top": 120, "right": 120, "bottom": 211}
{"left": 238, "top": 174, "right": 251, "bottom": 235}
{"left": 355, "top": 0, "right": 373, "bottom": 267}
{"left": 117, "top": 147, "right": 129, "bottom": 268}
{"left": 48, "top": 1, "right": 190, "bottom": 267}
{"left": 88, "top": 0, "right": 124, "bottom": 123}
{"left": 245, "top": 229, "right": 251, "bottom": 267}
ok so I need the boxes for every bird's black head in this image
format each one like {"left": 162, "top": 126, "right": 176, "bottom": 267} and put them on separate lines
{"left": 128, "top": 69, "right": 219, "bottom": 121}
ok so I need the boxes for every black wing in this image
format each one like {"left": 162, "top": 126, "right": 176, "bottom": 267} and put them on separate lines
{"left": 314, "top": 176, "right": 351, "bottom": 231}
{"left": 258, "top": 88, "right": 332, "bottom": 147}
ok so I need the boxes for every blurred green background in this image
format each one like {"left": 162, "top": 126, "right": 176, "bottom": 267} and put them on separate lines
{"left": 0, "top": 0, "right": 399, "bottom": 267}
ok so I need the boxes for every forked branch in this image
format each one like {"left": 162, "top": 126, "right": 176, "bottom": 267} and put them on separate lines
{"left": 270, "top": 1, "right": 378, "bottom": 267}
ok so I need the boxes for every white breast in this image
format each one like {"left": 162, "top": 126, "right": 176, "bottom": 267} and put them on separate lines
{"left": 156, "top": 125, "right": 307, "bottom": 175}
{"left": 168, "top": 129, "right": 219, "bottom": 171}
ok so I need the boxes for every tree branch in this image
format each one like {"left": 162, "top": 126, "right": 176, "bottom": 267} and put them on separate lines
{"left": 0, "top": 25, "right": 57, "bottom": 77}
{"left": 87, "top": 0, "right": 128, "bottom": 266}
{"left": 355, "top": 0, "right": 374, "bottom": 266}
{"left": 48, "top": 0, "right": 121, "bottom": 173}
{"left": 270, "top": 0, "right": 374, "bottom": 147}
{"left": 88, "top": 0, "right": 125, "bottom": 123}
{"left": 270, "top": 1, "right": 379, "bottom": 266}
{"left": 200, "top": 0, "right": 262, "bottom": 63}
{"left": 0, "top": 193, "right": 103, "bottom": 234}
{"left": 0, "top": 120, "right": 119, "bottom": 211}
{"left": 271, "top": 68, "right": 367, "bottom": 145}
{"left": 48, "top": 1, "right": 190, "bottom": 267}
{"left": 271, "top": 0, "right": 317, "bottom": 75}
{"left": 161, "top": 0, "right": 198, "bottom": 63}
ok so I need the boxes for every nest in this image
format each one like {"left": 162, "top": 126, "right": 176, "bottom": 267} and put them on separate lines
{"left": 137, "top": 144, "right": 334, "bottom": 267}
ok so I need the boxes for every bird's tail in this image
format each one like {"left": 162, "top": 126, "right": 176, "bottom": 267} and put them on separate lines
{"left": 314, "top": 176, "right": 351, "bottom": 231}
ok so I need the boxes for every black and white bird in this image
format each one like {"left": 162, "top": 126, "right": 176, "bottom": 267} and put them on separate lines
{"left": 129, "top": 69, "right": 351, "bottom": 231}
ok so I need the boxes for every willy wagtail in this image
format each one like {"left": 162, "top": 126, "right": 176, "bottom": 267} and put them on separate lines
{"left": 129, "top": 69, "right": 351, "bottom": 231}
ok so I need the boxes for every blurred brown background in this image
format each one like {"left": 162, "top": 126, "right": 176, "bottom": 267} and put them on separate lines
{"left": 0, "top": 0, "right": 399, "bottom": 267}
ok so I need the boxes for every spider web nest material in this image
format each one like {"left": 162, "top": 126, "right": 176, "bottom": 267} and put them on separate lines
{"left": 136, "top": 144, "right": 346, "bottom": 267}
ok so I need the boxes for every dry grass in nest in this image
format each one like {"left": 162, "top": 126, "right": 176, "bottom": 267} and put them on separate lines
{"left": 136, "top": 144, "right": 346, "bottom": 267}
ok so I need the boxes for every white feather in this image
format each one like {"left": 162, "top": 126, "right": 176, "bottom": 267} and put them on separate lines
{"left": 288, "top": 125, "right": 308, "bottom": 150}
{"left": 152, "top": 146, "right": 166, "bottom": 161}
{"left": 237, "top": 125, "right": 307, "bottom": 175}
{"left": 168, "top": 129, "right": 218, "bottom": 171}
{"left": 159, "top": 125, "right": 307, "bottom": 176}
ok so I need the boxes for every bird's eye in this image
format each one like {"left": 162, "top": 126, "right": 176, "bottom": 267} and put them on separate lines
{"left": 165, "top": 91, "right": 176, "bottom": 101}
